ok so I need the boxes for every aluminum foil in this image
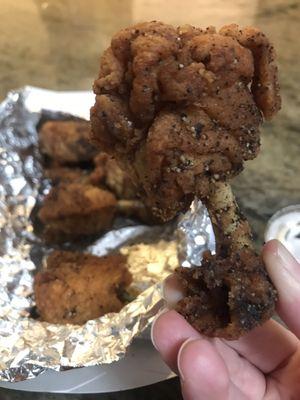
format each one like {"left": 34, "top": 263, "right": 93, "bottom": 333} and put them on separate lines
{"left": 0, "top": 87, "right": 214, "bottom": 382}
{"left": 177, "top": 199, "right": 215, "bottom": 267}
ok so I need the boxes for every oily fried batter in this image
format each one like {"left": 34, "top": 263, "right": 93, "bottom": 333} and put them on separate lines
{"left": 90, "top": 21, "right": 281, "bottom": 338}
{"left": 34, "top": 251, "right": 132, "bottom": 324}
{"left": 91, "top": 21, "right": 280, "bottom": 220}
{"left": 39, "top": 120, "right": 97, "bottom": 165}
{"left": 90, "top": 153, "right": 156, "bottom": 223}
{"left": 175, "top": 249, "right": 276, "bottom": 339}
{"left": 38, "top": 183, "right": 117, "bottom": 243}
{"left": 90, "top": 153, "right": 137, "bottom": 199}
{"left": 44, "top": 166, "right": 91, "bottom": 185}
{"left": 174, "top": 182, "right": 277, "bottom": 339}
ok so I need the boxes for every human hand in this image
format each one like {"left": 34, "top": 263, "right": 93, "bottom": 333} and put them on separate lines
{"left": 151, "top": 240, "right": 300, "bottom": 399}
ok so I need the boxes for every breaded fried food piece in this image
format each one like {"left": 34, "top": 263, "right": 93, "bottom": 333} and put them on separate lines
{"left": 174, "top": 182, "right": 277, "bottom": 339}
{"left": 90, "top": 153, "right": 137, "bottom": 199}
{"left": 44, "top": 166, "right": 90, "bottom": 185}
{"left": 38, "top": 183, "right": 117, "bottom": 243}
{"left": 175, "top": 249, "right": 275, "bottom": 339}
{"left": 34, "top": 251, "right": 132, "bottom": 324}
{"left": 90, "top": 153, "right": 157, "bottom": 223}
{"left": 90, "top": 21, "right": 281, "bottom": 339}
{"left": 39, "top": 120, "right": 97, "bottom": 165}
{"left": 91, "top": 21, "right": 280, "bottom": 221}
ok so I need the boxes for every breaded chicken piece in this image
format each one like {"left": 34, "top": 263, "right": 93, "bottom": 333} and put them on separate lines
{"left": 39, "top": 120, "right": 97, "bottom": 165}
{"left": 38, "top": 183, "right": 117, "bottom": 243}
{"left": 174, "top": 182, "right": 277, "bottom": 339}
{"left": 34, "top": 251, "right": 132, "bottom": 324}
{"left": 91, "top": 21, "right": 280, "bottom": 221}
{"left": 90, "top": 21, "right": 281, "bottom": 339}
{"left": 90, "top": 153, "right": 137, "bottom": 199}
{"left": 175, "top": 249, "right": 276, "bottom": 339}
{"left": 90, "top": 153, "right": 157, "bottom": 223}
{"left": 44, "top": 166, "right": 91, "bottom": 185}
{"left": 42, "top": 159, "right": 154, "bottom": 227}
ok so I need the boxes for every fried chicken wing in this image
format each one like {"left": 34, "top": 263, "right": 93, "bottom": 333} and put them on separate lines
{"left": 44, "top": 166, "right": 91, "bottom": 185}
{"left": 38, "top": 183, "right": 117, "bottom": 243}
{"left": 90, "top": 153, "right": 157, "bottom": 223}
{"left": 90, "top": 21, "right": 281, "bottom": 338}
{"left": 91, "top": 22, "right": 280, "bottom": 220}
{"left": 39, "top": 120, "right": 97, "bottom": 165}
{"left": 34, "top": 251, "right": 132, "bottom": 324}
{"left": 175, "top": 182, "right": 276, "bottom": 339}
{"left": 90, "top": 153, "right": 137, "bottom": 199}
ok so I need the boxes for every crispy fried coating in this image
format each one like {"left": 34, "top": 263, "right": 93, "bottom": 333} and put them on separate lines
{"left": 38, "top": 183, "right": 117, "bottom": 243}
{"left": 90, "top": 153, "right": 137, "bottom": 199}
{"left": 90, "top": 153, "right": 157, "bottom": 223}
{"left": 34, "top": 251, "right": 132, "bottom": 324}
{"left": 175, "top": 249, "right": 276, "bottom": 340}
{"left": 174, "top": 182, "right": 276, "bottom": 339}
{"left": 90, "top": 21, "right": 280, "bottom": 338}
{"left": 44, "top": 166, "right": 91, "bottom": 185}
{"left": 116, "top": 199, "right": 157, "bottom": 224}
{"left": 39, "top": 120, "right": 97, "bottom": 165}
{"left": 91, "top": 21, "right": 280, "bottom": 220}
{"left": 219, "top": 25, "right": 281, "bottom": 119}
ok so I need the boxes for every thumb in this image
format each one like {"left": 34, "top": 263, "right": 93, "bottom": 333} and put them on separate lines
{"left": 177, "top": 338, "right": 247, "bottom": 400}
{"left": 263, "top": 239, "right": 300, "bottom": 338}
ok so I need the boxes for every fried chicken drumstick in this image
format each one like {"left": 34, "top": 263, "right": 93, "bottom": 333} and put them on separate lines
{"left": 91, "top": 21, "right": 281, "bottom": 339}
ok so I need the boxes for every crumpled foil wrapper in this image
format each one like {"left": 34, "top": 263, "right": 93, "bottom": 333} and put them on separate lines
{"left": 177, "top": 199, "right": 215, "bottom": 267}
{"left": 0, "top": 87, "right": 214, "bottom": 382}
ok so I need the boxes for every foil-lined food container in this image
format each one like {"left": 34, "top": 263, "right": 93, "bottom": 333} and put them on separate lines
{"left": 0, "top": 87, "right": 214, "bottom": 382}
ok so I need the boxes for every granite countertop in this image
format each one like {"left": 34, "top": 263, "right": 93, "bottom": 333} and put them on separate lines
{"left": 233, "top": 0, "right": 300, "bottom": 245}
{"left": 0, "top": 0, "right": 299, "bottom": 398}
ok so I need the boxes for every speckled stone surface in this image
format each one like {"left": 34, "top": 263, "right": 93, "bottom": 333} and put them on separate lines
{"left": 233, "top": 0, "right": 300, "bottom": 245}
{"left": 0, "top": 0, "right": 299, "bottom": 398}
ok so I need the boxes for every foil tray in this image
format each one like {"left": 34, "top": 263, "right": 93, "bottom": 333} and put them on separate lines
{"left": 0, "top": 87, "right": 214, "bottom": 382}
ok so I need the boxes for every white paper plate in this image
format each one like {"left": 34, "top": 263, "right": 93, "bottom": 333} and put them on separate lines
{"left": 0, "top": 339, "right": 174, "bottom": 394}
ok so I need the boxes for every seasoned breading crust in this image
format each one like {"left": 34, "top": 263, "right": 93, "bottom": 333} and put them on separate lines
{"left": 90, "top": 153, "right": 137, "bottom": 199}
{"left": 39, "top": 120, "right": 97, "bottom": 165}
{"left": 90, "top": 21, "right": 281, "bottom": 339}
{"left": 91, "top": 21, "right": 280, "bottom": 220}
{"left": 175, "top": 249, "right": 276, "bottom": 339}
{"left": 34, "top": 251, "right": 132, "bottom": 324}
{"left": 42, "top": 155, "right": 154, "bottom": 227}
{"left": 38, "top": 183, "right": 117, "bottom": 243}
{"left": 90, "top": 153, "right": 157, "bottom": 223}
{"left": 44, "top": 166, "right": 91, "bottom": 185}
{"left": 175, "top": 182, "right": 277, "bottom": 340}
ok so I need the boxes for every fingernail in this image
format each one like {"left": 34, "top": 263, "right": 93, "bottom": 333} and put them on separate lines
{"left": 266, "top": 241, "right": 300, "bottom": 300}
{"left": 276, "top": 241, "right": 300, "bottom": 280}
{"left": 163, "top": 274, "right": 184, "bottom": 305}
{"left": 177, "top": 338, "right": 197, "bottom": 381}
{"left": 150, "top": 308, "right": 169, "bottom": 351}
